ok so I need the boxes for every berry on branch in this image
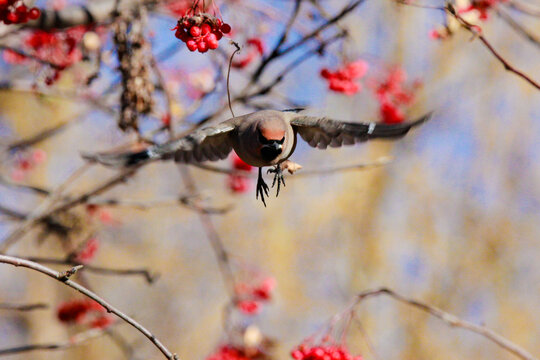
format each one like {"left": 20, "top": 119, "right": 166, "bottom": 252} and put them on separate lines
{"left": 0, "top": 0, "right": 40, "bottom": 25}
{"left": 172, "top": 10, "right": 231, "bottom": 53}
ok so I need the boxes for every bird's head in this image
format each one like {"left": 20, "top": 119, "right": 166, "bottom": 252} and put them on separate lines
{"left": 256, "top": 119, "right": 286, "bottom": 162}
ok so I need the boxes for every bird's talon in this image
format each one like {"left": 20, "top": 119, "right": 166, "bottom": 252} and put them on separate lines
{"left": 256, "top": 167, "right": 269, "bottom": 207}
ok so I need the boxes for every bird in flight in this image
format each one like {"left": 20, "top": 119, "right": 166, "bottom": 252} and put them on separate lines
{"left": 84, "top": 109, "right": 431, "bottom": 206}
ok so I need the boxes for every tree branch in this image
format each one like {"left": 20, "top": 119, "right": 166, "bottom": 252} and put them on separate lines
{"left": 0, "top": 254, "right": 178, "bottom": 360}
{"left": 0, "top": 302, "right": 48, "bottom": 311}
{"left": 355, "top": 287, "right": 538, "bottom": 360}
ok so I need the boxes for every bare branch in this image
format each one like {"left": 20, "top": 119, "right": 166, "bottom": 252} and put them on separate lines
{"left": 496, "top": 8, "right": 540, "bottom": 49}
{"left": 23, "top": 256, "right": 158, "bottom": 284}
{"left": 0, "top": 328, "right": 106, "bottom": 356}
{"left": 355, "top": 287, "right": 538, "bottom": 360}
{"left": 0, "top": 254, "right": 178, "bottom": 360}
{"left": 397, "top": 1, "right": 540, "bottom": 90}
{"left": 0, "top": 164, "right": 92, "bottom": 252}
{"left": 0, "top": 302, "right": 48, "bottom": 311}
{"left": 178, "top": 166, "right": 236, "bottom": 299}
{"left": 191, "top": 157, "right": 391, "bottom": 177}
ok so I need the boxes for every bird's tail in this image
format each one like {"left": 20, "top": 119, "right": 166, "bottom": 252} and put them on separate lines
{"left": 82, "top": 148, "right": 156, "bottom": 167}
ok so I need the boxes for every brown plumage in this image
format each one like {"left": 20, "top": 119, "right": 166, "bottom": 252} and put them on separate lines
{"left": 83, "top": 109, "right": 431, "bottom": 205}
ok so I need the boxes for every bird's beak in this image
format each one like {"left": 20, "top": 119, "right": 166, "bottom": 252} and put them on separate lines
{"left": 260, "top": 141, "right": 283, "bottom": 161}
{"left": 268, "top": 142, "right": 282, "bottom": 151}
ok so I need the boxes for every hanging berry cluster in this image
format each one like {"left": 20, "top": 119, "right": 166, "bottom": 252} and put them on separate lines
{"left": 368, "top": 67, "right": 421, "bottom": 124}
{"left": 9, "top": 148, "right": 46, "bottom": 181}
{"left": 206, "top": 346, "right": 252, "bottom": 360}
{"left": 461, "top": 0, "right": 509, "bottom": 21}
{"left": 320, "top": 60, "right": 369, "bottom": 96}
{"left": 0, "top": 1, "right": 40, "bottom": 25}
{"left": 291, "top": 344, "right": 362, "bottom": 360}
{"left": 234, "top": 276, "right": 276, "bottom": 315}
{"left": 57, "top": 299, "right": 115, "bottom": 329}
{"left": 173, "top": 14, "right": 231, "bottom": 53}
{"left": 228, "top": 152, "right": 253, "bottom": 193}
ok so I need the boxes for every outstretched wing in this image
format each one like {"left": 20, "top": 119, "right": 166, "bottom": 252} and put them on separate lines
{"left": 83, "top": 121, "right": 236, "bottom": 167}
{"left": 290, "top": 113, "right": 431, "bottom": 149}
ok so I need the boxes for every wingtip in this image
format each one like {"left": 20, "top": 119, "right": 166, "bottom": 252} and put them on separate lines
{"left": 410, "top": 111, "right": 434, "bottom": 127}
{"left": 80, "top": 150, "right": 144, "bottom": 168}
{"left": 282, "top": 107, "right": 306, "bottom": 113}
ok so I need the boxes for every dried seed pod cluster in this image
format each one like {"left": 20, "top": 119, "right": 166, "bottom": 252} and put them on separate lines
{"left": 173, "top": 13, "right": 231, "bottom": 53}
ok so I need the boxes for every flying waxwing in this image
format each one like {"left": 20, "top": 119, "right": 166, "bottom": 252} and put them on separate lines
{"left": 83, "top": 109, "right": 431, "bottom": 206}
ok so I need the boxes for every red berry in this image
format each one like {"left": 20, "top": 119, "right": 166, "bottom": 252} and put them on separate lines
{"left": 201, "top": 23, "right": 211, "bottom": 35}
{"left": 189, "top": 25, "right": 201, "bottom": 37}
{"left": 197, "top": 40, "right": 208, "bottom": 53}
{"left": 15, "top": 5, "right": 27, "bottom": 14}
{"left": 213, "top": 30, "right": 223, "bottom": 40}
{"left": 186, "top": 39, "right": 197, "bottom": 51}
{"left": 28, "top": 8, "right": 40, "bottom": 20}
{"left": 7, "top": 12, "right": 18, "bottom": 23}
{"left": 221, "top": 23, "right": 231, "bottom": 34}
{"left": 207, "top": 38, "right": 219, "bottom": 50}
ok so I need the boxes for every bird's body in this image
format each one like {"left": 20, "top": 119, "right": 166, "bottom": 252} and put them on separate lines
{"left": 84, "top": 109, "right": 431, "bottom": 205}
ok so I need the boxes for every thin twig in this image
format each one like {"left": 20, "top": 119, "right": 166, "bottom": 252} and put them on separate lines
{"left": 178, "top": 166, "right": 236, "bottom": 299}
{"left": 0, "top": 164, "right": 92, "bottom": 252}
{"left": 227, "top": 42, "right": 241, "bottom": 118}
{"left": 7, "top": 121, "right": 73, "bottom": 152}
{"left": 507, "top": 0, "right": 540, "bottom": 17}
{"left": 0, "top": 255, "right": 178, "bottom": 360}
{"left": 496, "top": 8, "right": 540, "bottom": 49}
{"left": 23, "top": 256, "right": 158, "bottom": 283}
{"left": 191, "top": 157, "right": 391, "bottom": 177}
{"left": 0, "top": 327, "right": 108, "bottom": 356}
{"left": 398, "top": 1, "right": 540, "bottom": 90}
{"left": 355, "top": 287, "right": 538, "bottom": 360}
{"left": 0, "top": 44, "right": 66, "bottom": 69}
{"left": 0, "top": 302, "right": 48, "bottom": 311}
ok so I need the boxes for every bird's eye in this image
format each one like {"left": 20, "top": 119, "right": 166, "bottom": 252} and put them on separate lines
{"left": 278, "top": 137, "right": 285, "bottom": 144}
{"left": 258, "top": 131, "right": 269, "bottom": 144}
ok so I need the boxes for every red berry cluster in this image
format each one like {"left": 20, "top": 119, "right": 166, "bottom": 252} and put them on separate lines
{"left": 460, "top": 0, "right": 508, "bottom": 20}
{"left": 73, "top": 237, "right": 100, "bottom": 264}
{"left": 234, "top": 276, "right": 276, "bottom": 315}
{"left": 0, "top": 1, "right": 40, "bottom": 25}
{"left": 206, "top": 346, "right": 251, "bottom": 360}
{"left": 369, "top": 67, "right": 421, "bottom": 124}
{"left": 86, "top": 204, "right": 115, "bottom": 224}
{"left": 10, "top": 148, "right": 46, "bottom": 181}
{"left": 228, "top": 152, "right": 253, "bottom": 193}
{"left": 4, "top": 26, "right": 88, "bottom": 86}
{"left": 173, "top": 14, "right": 231, "bottom": 53}
{"left": 291, "top": 344, "right": 362, "bottom": 360}
{"left": 320, "top": 60, "right": 369, "bottom": 95}
{"left": 57, "top": 299, "right": 114, "bottom": 329}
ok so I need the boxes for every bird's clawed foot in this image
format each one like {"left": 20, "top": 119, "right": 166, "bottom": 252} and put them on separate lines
{"left": 267, "top": 164, "right": 285, "bottom": 197}
{"left": 256, "top": 167, "right": 270, "bottom": 207}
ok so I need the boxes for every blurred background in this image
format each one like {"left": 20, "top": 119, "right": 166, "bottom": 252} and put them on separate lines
{"left": 0, "top": 0, "right": 539, "bottom": 359}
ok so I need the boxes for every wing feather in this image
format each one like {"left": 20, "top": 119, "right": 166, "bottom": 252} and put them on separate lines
{"left": 83, "top": 120, "right": 236, "bottom": 167}
{"left": 290, "top": 113, "right": 431, "bottom": 149}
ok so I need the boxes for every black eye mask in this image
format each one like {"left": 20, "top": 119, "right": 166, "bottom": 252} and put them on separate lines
{"left": 258, "top": 130, "right": 270, "bottom": 145}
